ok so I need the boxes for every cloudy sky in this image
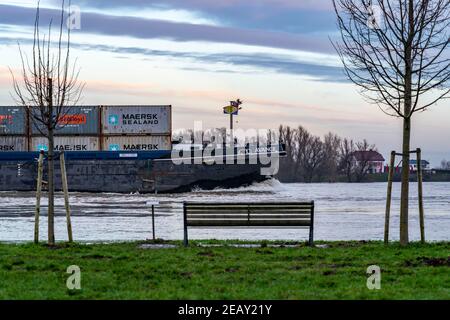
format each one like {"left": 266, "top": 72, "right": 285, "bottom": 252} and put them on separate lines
{"left": 0, "top": 0, "right": 449, "bottom": 165}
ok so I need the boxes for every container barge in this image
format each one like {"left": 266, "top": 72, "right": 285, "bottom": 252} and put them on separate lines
{"left": 0, "top": 105, "right": 282, "bottom": 193}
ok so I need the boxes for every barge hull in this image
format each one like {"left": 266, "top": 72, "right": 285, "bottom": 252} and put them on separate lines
{"left": 0, "top": 158, "right": 267, "bottom": 193}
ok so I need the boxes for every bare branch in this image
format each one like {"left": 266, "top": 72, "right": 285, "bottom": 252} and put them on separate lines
{"left": 332, "top": 0, "right": 449, "bottom": 119}
{"left": 10, "top": 0, "right": 84, "bottom": 137}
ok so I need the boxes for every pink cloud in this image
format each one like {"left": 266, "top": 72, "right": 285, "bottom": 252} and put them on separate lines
{"left": 83, "top": 79, "right": 381, "bottom": 127}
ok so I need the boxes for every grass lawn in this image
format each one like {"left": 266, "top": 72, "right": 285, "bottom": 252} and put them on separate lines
{"left": 0, "top": 240, "right": 448, "bottom": 299}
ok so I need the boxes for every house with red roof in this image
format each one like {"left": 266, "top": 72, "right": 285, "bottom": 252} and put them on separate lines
{"left": 351, "top": 150, "right": 385, "bottom": 174}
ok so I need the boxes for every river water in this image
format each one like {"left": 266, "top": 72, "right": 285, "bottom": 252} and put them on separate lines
{"left": 0, "top": 180, "right": 448, "bottom": 242}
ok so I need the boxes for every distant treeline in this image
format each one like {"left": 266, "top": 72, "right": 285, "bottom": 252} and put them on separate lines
{"left": 276, "top": 125, "right": 379, "bottom": 183}
{"left": 174, "top": 125, "right": 383, "bottom": 183}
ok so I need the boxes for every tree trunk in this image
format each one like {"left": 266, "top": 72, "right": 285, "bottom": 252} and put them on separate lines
{"left": 346, "top": 163, "right": 352, "bottom": 182}
{"left": 400, "top": 0, "right": 414, "bottom": 246}
{"left": 48, "top": 127, "right": 55, "bottom": 246}
{"left": 400, "top": 117, "right": 411, "bottom": 245}
{"left": 47, "top": 77, "right": 55, "bottom": 246}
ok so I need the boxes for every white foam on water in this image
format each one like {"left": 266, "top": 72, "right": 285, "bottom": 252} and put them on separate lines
{"left": 193, "top": 178, "right": 284, "bottom": 193}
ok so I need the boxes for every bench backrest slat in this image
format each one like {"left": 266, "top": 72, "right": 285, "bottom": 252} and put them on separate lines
{"left": 185, "top": 202, "right": 313, "bottom": 207}
{"left": 187, "top": 220, "right": 312, "bottom": 227}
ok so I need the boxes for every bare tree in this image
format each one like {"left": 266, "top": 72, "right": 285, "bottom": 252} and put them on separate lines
{"left": 333, "top": 0, "right": 449, "bottom": 245}
{"left": 304, "top": 136, "right": 325, "bottom": 183}
{"left": 339, "top": 138, "right": 356, "bottom": 182}
{"left": 293, "top": 126, "right": 310, "bottom": 179}
{"left": 320, "top": 132, "right": 341, "bottom": 182}
{"left": 10, "top": 0, "right": 84, "bottom": 245}
{"left": 440, "top": 159, "right": 450, "bottom": 170}
{"left": 276, "top": 124, "right": 380, "bottom": 182}
{"left": 297, "top": 131, "right": 325, "bottom": 183}
{"left": 278, "top": 125, "right": 296, "bottom": 181}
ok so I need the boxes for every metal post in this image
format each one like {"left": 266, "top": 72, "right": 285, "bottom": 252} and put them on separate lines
{"left": 60, "top": 151, "right": 73, "bottom": 242}
{"left": 309, "top": 201, "right": 314, "bottom": 247}
{"left": 34, "top": 150, "right": 44, "bottom": 244}
{"left": 417, "top": 148, "right": 425, "bottom": 243}
{"left": 152, "top": 205, "right": 155, "bottom": 241}
{"left": 183, "top": 203, "right": 188, "bottom": 247}
{"left": 384, "top": 151, "right": 395, "bottom": 244}
{"left": 98, "top": 105, "right": 104, "bottom": 151}
{"left": 230, "top": 113, "right": 234, "bottom": 145}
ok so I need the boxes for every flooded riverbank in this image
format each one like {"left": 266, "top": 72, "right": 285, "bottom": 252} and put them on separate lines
{"left": 0, "top": 180, "right": 449, "bottom": 242}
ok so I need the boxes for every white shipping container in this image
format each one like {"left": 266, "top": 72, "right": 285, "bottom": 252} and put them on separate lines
{"left": 31, "top": 137, "right": 99, "bottom": 151}
{"left": 102, "top": 105, "right": 171, "bottom": 135}
{"left": 0, "top": 136, "right": 28, "bottom": 152}
{"left": 102, "top": 136, "right": 172, "bottom": 151}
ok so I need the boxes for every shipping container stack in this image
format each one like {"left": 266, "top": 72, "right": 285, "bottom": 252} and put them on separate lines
{"left": 100, "top": 105, "right": 172, "bottom": 152}
{"left": 0, "top": 106, "right": 28, "bottom": 151}
{"left": 0, "top": 105, "right": 173, "bottom": 153}
{"left": 30, "top": 106, "right": 101, "bottom": 152}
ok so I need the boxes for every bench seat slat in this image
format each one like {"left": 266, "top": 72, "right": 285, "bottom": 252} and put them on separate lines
{"left": 185, "top": 205, "right": 249, "bottom": 208}
{"left": 250, "top": 215, "right": 312, "bottom": 219}
{"left": 186, "top": 213, "right": 314, "bottom": 218}
{"left": 186, "top": 209, "right": 250, "bottom": 213}
{"left": 187, "top": 215, "right": 311, "bottom": 220}
{"left": 185, "top": 202, "right": 313, "bottom": 205}
{"left": 187, "top": 214, "right": 249, "bottom": 219}
{"left": 249, "top": 208, "right": 311, "bottom": 214}
{"left": 187, "top": 214, "right": 312, "bottom": 219}
{"left": 188, "top": 220, "right": 249, "bottom": 226}
{"left": 185, "top": 200, "right": 312, "bottom": 206}
{"left": 188, "top": 226, "right": 311, "bottom": 229}
{"left": 187, "top": 220, "right": 311, "bottom": 227}
{"left": 187, "top": 210, "right": 311, "bottom": 216}
{"left": 248, "top": 207, "right": 313, "bottom": 210}
{"left": 249, "top": 220, "right": 311, "bottom": 226}
{"left": 186, "top": 208, "right": 313, "bottom": 212}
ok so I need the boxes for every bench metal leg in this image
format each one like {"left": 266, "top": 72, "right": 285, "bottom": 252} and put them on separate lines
{"left": 183, "top": 226, "right": 188, "bottom": 247}
{"left": 183, "top": 203, "right": 188, "bottom": 247}
{"left": 309, "top": 202, "right": 314, "bottom": 247}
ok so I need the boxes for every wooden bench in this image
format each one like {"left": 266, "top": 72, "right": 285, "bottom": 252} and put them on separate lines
{"left": 183, "top": 201, "right": 314, "bottom": 246}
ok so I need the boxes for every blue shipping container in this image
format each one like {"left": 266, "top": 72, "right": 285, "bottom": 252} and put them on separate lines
{"left": 31, "top": 106, "right": 100, "bottom": 135}
{"left": 0, "top": 106, "right": 26, "bottom": 135}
